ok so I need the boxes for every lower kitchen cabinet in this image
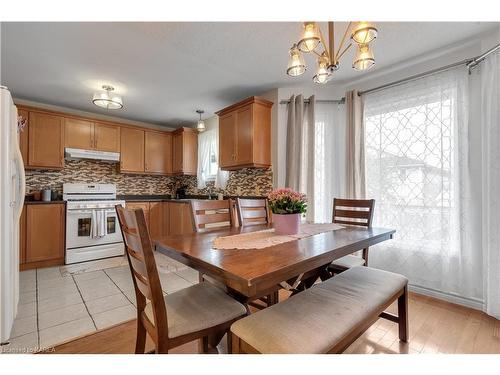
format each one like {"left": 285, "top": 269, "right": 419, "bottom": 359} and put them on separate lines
{"left": 125, "top": 201, "right": 151, "bottom": 226}
{"left": 168, "top": 202, "right": 194, "bottom": 235}
{"left": 149, "top": 201, "right": 167, "bottom": 239}
{"left": 20, "top": 203, "right": 65, "bottom": 270}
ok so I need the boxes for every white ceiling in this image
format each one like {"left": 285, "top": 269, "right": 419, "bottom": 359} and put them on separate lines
{"left": 1, "top": 22, "right": 497, "bottom": 127}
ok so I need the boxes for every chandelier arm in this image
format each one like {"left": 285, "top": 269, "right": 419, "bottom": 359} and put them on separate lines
{"left": 335, "top": 43, "right": 353, "bottom": 64}
{"left": 335, "top": 21, "right": 352, "bottom": 63}
{"left": 311, "top": 49, "right": 324, "bottom": 59}
{"left": 317, "top": 25, "right": 331, "bottom": 64}
{"left": 328, "top": 22, "right": 335, "bottom": 65}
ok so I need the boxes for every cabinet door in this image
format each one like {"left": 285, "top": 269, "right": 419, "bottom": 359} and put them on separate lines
{"left": 19, "top": 205, "right": 26, "bottom": 265}
{"left": 28, "top": 112, "right": 64, "bottom": 168}
{"left": 95, "top": 122, "right": 120, "bottom": 152}
{"left": 18, "top": 109, "right": 29, "bottom": 167}
{"left": 26, "top": 204, "right": 65, "bottom": 263}
{"left": 183, "top": 131, "right": 198, "bottom": 174}
{"left": 149, "top": 202, "right": 164, "bottom": 239}
{"left": 172, "top": 132, "right": 183, "bottom": 173}
{"left": 120, "top": 128, "right": 145, "bottom": 173}
{"left": 219, "top": 112, "right": 236, "bottom": 168}
{"left": 125, "top": 202, "right": 150, "bottom": 227}
{"left": 235, "top": 105, "right": 253, "bottom": 164}
{"left": 145, "top": 131, "right": 172, "bottom": 174}
{"left": 65, "top": 118, "right": 94, "bottom": 150}
{"left": 169, "top": 203, "right": 194, "bottom": 235}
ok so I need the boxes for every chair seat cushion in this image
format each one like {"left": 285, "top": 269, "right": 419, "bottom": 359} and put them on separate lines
{"left": 230, "top": 267, "right": 407, "bottom": 354}
{"left": 145, "top": 282, "right": 246, "bottom": 339}
{"left": 330, "top": 254, "right": 365, "bottom": 269}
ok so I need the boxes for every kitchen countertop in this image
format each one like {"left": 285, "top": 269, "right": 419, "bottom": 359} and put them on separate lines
{"left": 119, "top": 194, "right": 267, "bottom": 202}
{"left": 24, "top": 200, "right": 65, "bottom": 205}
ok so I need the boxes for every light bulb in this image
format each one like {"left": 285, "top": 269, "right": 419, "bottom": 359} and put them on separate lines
{"left": 351, "top": 22, "right": 378, "bottom": 45}
{"left": 313, "top": 55, "right": 331, "bottom": 84}
{"left": 297, "top": 22, "right": 320, "bottom": 53}
{"left": 287, "top": 44, "right": 306, "bottom": 77}
{"left": 353, "top": 44, "right": 375, "bottom": 71}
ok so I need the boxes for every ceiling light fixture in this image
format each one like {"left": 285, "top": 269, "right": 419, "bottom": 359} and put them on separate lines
{"left": 196, "top": 110, "right": 206, "bottom": 132}
{"left": 92, "top": 85, "right": 123, "bottom": 110}
{"left": 286, "top": 21, "right": 378, "bottom": 84}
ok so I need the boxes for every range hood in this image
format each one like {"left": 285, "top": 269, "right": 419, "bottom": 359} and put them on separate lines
{"left": 65, "top": 148, "right": 120, "bottom": 162}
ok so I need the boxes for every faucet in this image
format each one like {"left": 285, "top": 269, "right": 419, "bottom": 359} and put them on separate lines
{"left": 206, "top": 185, "right": 213, "bottom": 200}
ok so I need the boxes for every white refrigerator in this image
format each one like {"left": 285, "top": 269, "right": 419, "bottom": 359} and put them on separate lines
{"left": 0, "top": 86, "right": 25, "bottom": 343}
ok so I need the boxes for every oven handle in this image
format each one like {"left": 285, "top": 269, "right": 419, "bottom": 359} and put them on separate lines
{"left": 67, "top": 209, "right": 117, "bottom": 215}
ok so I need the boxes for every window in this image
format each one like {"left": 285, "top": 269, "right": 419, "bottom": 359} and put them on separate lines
{"left": 197, "top": 128, "right": 219, "bottom": 186}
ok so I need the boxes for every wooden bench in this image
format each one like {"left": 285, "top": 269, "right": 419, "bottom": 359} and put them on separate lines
{"left": 230, "top": 266, "right": 408, "bottom": 354}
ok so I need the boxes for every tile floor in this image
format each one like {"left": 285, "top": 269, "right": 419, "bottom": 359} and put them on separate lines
{"left": 1, "top": 253, "right": 199, "bottom": 354}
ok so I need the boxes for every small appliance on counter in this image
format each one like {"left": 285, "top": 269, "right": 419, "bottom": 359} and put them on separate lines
{"left": 42, "top": 188, "right": 52, "bottom": 201}
{"left": 175, "top": 185, "right": 188, "bottom": 199}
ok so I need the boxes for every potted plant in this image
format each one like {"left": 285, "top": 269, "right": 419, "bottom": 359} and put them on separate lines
{"left": 267, "top": 188, "right": 307, "bottom": 235}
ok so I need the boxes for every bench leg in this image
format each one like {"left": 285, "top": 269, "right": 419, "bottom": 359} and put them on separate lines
{"left": 398, "top": 285, "right": 409, "bottom": 342}
{"left": 231, "top": 333, "right": 240, "bottom": 354}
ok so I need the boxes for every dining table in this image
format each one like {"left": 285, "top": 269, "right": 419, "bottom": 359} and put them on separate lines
{"left": 153, "top": 224, "right": 396, "bottom": 305}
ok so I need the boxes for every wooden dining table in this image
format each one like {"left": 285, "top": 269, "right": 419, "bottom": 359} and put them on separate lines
{"left": 153, "top": 224, "right": 395, "bottom": 304}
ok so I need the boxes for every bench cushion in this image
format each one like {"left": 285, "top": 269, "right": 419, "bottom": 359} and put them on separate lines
{"left": 230, "top": 267, "right": 408, "bottom": 353}
{"left": 145, "top": 282, "right": 247, "bottom": 339}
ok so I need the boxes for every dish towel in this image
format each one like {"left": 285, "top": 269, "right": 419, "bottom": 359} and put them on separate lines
{"left": 90, "top": 210, "right": 107, "bottom": 238}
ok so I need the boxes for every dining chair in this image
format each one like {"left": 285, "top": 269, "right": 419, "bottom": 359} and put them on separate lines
{"left": 116, "top": 204, "right": 246, "bottom": 354}
{"left": 327, "top": 198, "right": 375, "bottom": 276}
{"left": 190, "top": 199, "right": 233, "bottom": 232}
{"left": 236, "top": 198, "right": 270, "bottom": 227}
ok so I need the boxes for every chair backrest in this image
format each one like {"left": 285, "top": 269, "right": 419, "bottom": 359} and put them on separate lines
{"left": 190, "top": 199, "right": 233, "bottom": 232}
{"left": 236, "top": 198, "right": 270, "bottom": 227}
{"left": 332, "top": 198, "right": 375, "bottom": 227}
{"left": 115, "top": 205, "right": 168, "bottom": 340}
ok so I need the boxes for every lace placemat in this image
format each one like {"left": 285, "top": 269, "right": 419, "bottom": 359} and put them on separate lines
{"left": 212, "top": 223, "right": 344, "bottom": 250}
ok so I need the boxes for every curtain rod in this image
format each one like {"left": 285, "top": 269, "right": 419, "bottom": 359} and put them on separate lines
{"left": 359, "top": 42, "right": 500, "bottom": 96}
{"left": 279, "top": 98, "right": 345, "bottom": 105}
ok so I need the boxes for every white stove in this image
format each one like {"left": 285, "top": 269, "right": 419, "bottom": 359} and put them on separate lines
{"left": 63, "top": 183, "right": 125, "bottom": 264}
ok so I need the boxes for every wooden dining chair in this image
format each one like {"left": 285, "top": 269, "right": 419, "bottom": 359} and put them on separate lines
{"left": 236, "top": 198, "right": 270, "bottom": 227}
{"left": 115, "top": 204, "right": 246, "bottom": 354}
{"left": 190, "top": 199, "right": 233, "bottom": 232}
{"left": 328, "top": 198, "right": 375, "bottom": 276}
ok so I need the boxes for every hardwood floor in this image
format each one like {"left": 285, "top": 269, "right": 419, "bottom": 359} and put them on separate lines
{"left": 41, "top": 291, "right": 500, "bottom": 354}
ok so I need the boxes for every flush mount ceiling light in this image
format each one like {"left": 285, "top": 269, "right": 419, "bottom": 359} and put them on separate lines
{"left": 92, "top": 85, "right": 123, "bottom": 110}
{"left": 196, "top": 110, "right": 206, "bottom": 132}
{"left": 286, "top": 21, "right": 378, "bottom": 84}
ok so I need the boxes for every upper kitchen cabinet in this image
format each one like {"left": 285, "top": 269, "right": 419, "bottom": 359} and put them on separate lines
{"left": 28, "top": 111, "right": 65, "bottom": 169}
{"left": 216, "top": 96, "right": 272, "bottom": 170}
{"left": 120, "top": 127, "right": 145, "bottom": 173}
{"left": 172, "top": 127, "right": 197, "bottom": 175}
{"left": 65, "top": 118, "right": 120, "bottom": 152}
{"left": 145, "top": 131, "right": 172, "bottom": 174}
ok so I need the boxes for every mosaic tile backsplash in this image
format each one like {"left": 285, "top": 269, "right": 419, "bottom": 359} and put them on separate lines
{"left": 25, "top": 160, "right": 273, "bottom": 197}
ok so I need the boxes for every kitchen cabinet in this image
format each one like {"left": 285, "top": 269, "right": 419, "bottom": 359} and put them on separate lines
{"left": 145, "top": 131, "right": 172, "bottom": 174}
{"left": 28, "top": 111, "right": 65, "bottom": 169}
{"left": 65, "top": 119, "right": 120, "bottom": 152}
{"left": 18, "top": 109, "right": 29, "bottom": 166}
{"left": 216, "top": 96, "right": 273, "bottom": 170}
{"left": 20, "top": 203, "right": 65, "bottom": 270}
{"left": 149, "top": 201, "right": 169, "bottom": 239}
{"left": 120, "top": 128, "right": 145, "bottom": 173}
{"left": 168, "top": 202, "right": 194, "bottom": 235}
{"left": 125, "top": 202, "right": 151, "bottom": 226}
{"left": 172, "top": 128, "right": 197, "bottom": 175}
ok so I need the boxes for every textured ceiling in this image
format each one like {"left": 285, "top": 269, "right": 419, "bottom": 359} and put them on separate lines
{"left": 1, "top": 22, "right": 497, "bottom": 126}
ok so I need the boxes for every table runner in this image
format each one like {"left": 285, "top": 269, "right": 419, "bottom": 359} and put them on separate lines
{"left": 212, "top": 223, "right": 344, "bottom": 250}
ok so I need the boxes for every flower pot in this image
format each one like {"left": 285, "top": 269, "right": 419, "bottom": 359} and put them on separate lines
{"left": 273, "top": 213, "right": 300, "bottom": 235}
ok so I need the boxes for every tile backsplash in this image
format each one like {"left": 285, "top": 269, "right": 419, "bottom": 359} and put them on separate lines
{"left": 25, "top": 160, "right": 273, "bottom": 197}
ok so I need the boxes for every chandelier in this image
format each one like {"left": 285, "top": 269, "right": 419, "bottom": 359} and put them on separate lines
{"left": 92, "top": 85, "right": 123, "bottom": 109}
{"left": 287, "top": 22, "right": 378, "bottom": 84}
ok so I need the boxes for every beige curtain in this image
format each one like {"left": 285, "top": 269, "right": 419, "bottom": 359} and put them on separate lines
{"left": 345, "top": 90, "right": 366, "bottom": 198}
{"left": 285, "top": 94, "right": 315, "bottom": 221}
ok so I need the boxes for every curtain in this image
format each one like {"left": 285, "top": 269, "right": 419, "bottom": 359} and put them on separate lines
{"left": 285, "top": 94, "right": 315, "bottom": 221}
{"left": 364, "top": 68, "right": 483, "bottom": 304}
{"left": 197, "top": 128, "right": 229, "bottom": 189}
{"left": 346, "top": 90, "right": 366, "bottom": 198}
{"left": 480, "top": 49, "right": 500, "bottom": 318}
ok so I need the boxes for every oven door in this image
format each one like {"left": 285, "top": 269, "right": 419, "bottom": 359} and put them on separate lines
{"left": 66, "top": 208, "right": 123, "bottom": 249}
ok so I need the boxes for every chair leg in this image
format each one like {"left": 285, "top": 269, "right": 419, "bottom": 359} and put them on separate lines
{"left": 135, "top": 319, "right": 147, "bottom": 354}
{"left": 398, "top": 286, "right": 409, "bottom": 342}
{"left": 198, "top": 336, "right": 209, "bottom": 353}
{"left": 231, "top": 333, "right": 240, "bottom": 354}
{"left": 226, "top": 330, "right": 233, "bottom": 354}
{"left": 156, "top": 341, "right": 169, "bottom": 354}
{"left": 362, "top": 248, "right": 369, "bottom": 266}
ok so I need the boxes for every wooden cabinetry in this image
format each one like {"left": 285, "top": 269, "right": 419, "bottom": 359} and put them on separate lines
{"left": 125, "top": 202, "right": 150, "bottom": 225}
{"left": 120, "top": 128, "right": 145, "bottom": 173}
{"left": 145, "top": 131, "right": 172, "bottom": 174}
{"left": 20, "top": 203, "right": 65, "bottom": 270}
{"left": 172, "top": 128, "right": 197, "bottom": 175}
{"left": 168, "top": 202, "right": 194, "bottom": 235}
{"left": 65, "top": 119, "right": 120, "bottom": 152}
{"left": 28, "top": 111, "right": 65, "bottom": 169}
{"left": 216, "top": 96, "right": 273, "bottom": 170}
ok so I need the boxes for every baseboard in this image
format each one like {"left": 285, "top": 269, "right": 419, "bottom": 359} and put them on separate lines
{"left": 409, "top": 284, "right": 484, "bottom": 311}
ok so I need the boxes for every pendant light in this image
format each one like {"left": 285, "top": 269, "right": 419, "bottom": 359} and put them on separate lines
{"left": 297, "top": 22, "right": 321, "bottom": 53}
{"left": 92, "top": 85, "right": 123, "bottom": 110}
{"left": 196, "top": 110, "right": 206, "bottom": 132}
{"left": 286, "top": 44, "right": 306, "bottom": 77}
{"left": 353, "top": 44, "right": 375, "bottom": 71}
{"left": 351, "top": 22, "right": 378, "bottom": 45}
{"left": 313, "top": 54, "right": 331, "bottom": 84}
